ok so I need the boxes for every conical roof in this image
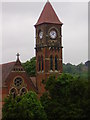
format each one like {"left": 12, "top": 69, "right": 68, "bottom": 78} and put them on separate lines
{"left": 35, "top": 1, "right": 63, "bottom": 26}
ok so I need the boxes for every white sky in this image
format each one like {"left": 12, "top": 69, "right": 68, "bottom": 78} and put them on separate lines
{"left": 0, "top": 0, "right": 88, "bottom": 65}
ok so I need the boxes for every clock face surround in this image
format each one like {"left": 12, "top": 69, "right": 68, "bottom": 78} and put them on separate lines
{"left": 49, "top": 30, "right": 57, "bottom": 39}
{"left": 39, "top": 31, "right": 43, "bottom": 39}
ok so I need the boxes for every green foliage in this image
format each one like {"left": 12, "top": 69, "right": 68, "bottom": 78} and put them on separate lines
{"left": 2, "top": 91, "right": 47, "bottom": 120}
{"left": 22, "top": 57, "right": 88, "bottom": 80}
{"left": 63, "top": 63, "right": 88, "bottom": 80}
{"left": 22, "top": 57, "right": 36, "bottom": 76}
{"left": 40, "top": 74, "right": 89, "bottom": 120}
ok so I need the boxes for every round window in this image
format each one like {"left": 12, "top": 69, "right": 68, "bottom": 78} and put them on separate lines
{"left": 14, "top": 77, "right": 23, "bottom": 87}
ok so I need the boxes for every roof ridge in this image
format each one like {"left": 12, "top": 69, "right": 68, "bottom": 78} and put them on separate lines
{"left": 1, "top": 61, "right": 16, "bottom": 66}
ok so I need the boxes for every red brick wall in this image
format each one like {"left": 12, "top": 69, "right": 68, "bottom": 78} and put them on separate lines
{"left": 2, "top": 71, "right": 35, "bottom": 103}
{"left": 35, "top": 23, "right": 63, "bottom": 95}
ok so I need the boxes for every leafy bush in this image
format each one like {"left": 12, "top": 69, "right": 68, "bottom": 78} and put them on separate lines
{"left": 2, "top": 91, "right": 47, "bottom": 120}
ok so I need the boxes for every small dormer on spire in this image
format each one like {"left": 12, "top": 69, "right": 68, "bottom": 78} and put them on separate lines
{"left": 16, "top": 53, "right": 20, "bottom": 61}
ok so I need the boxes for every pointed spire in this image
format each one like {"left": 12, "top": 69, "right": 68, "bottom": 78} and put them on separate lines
{"left": 35, "top": 1, "right": 63, "bottom": 26}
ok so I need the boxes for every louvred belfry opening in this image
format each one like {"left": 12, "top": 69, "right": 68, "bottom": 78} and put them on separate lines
{"left": 35, "top": 1, "right": 63, "bottom": 26}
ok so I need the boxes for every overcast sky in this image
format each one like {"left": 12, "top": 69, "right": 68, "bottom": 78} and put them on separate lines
{"left": 1, "top": 0, "right": 88, "bottom": 65}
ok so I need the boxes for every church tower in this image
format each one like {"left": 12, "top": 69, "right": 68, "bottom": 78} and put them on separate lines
{"left": 35, "top": 1, "right": 63, "bottom": 95}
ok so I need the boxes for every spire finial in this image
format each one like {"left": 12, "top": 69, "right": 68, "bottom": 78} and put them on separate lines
{"left": 47, "top": 0, "right": 49, "bottom": 2}
{"left": 16, "top": 53, "right": 20, "bottom": 60}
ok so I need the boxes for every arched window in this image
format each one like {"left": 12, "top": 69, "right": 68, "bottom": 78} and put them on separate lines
{"left": 50, "top": 55, "right": 53, "bottom": 70}
{"left": 38, "top": 56, "right": 41, "bottom": 71}
{"left": 41, "top": 55, "right": 44, "bottom": 71}
{"left": 10, "top": 87, "right": 17, "bottom": 98}
{"left": 55, "top": 56, "right": 58, "bottom": 70}
{"left": 20, "top": 87, "right": 27, "bottom": 96}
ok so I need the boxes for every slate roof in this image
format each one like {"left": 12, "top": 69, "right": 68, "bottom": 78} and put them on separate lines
{"left": 0, "top": 62, "right": 15, "bottom": 87}
{"left": 35, "top": 1, "right": 63, "bottom": 26}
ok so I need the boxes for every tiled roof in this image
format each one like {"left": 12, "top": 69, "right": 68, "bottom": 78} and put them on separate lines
{"left": 2, "top": 62, "right": 15, "bottom": 81}
{"left": 0, "top": 62, "right": 15, "bottom": 87}
{"left": 35, "top": 1, "right": 63, "bottom": 26}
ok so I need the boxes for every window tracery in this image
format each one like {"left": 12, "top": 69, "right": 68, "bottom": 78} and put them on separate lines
{"left": 14, "top": 77, "right": 23, "bottom": 88}
{"left": 20, "top": 87, "right": 27, "bottom": 96}
{"left": 9, "top": 87, "right": 17, "bottom": 98}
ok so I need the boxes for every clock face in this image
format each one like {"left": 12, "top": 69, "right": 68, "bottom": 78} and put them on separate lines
{"left": 39, "top": 31, "right": 43, "bottom": 39}
{"left": 50, "top": 30, "right": 57, "bottom": 39}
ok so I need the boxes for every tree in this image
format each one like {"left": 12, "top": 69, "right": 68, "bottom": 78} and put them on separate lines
{"left": 63, "top": 63, "right": 88, "bottom": 80}
{"left": 22, "top": 57, "right": 36, "bottom": 76}
{"left": 2, "top": 91, "right": 47, "bottom": 120}
{"left": 22, "top": 57, "right": 88, "bottom": 79}
{"left": 40, "top": 73, "right": 89, "bottom": 120}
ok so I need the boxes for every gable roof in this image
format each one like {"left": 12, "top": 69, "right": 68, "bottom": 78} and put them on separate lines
{"left": 2, "top": 62, "right": 15, "bottom": 82}
{"left": 0, "top": 61, "right": 37, "bottom": 92}
{"left": 0, "top": 62, "right": 16, "bottom": 87}
{"left": 1, "top": 57, "right": 23, "bottom": 84}
{"left": 35, "top": 1, "right": 63, "bottom": 26}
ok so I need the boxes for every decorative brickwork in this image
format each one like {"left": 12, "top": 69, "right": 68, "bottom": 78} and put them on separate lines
{"left": 1, "top": 55, "right": 37, "bottom": 105}
{"left": 35, "top": 1, "right": 63, "bottom": 95}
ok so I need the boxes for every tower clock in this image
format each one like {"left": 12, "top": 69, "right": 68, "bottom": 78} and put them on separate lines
{"left": 35, "top": 1, "right": 63, "bottom": 95}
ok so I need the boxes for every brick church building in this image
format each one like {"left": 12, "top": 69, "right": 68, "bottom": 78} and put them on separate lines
{"left": 0, "top": 1, "right": 63, "bottom": 116}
